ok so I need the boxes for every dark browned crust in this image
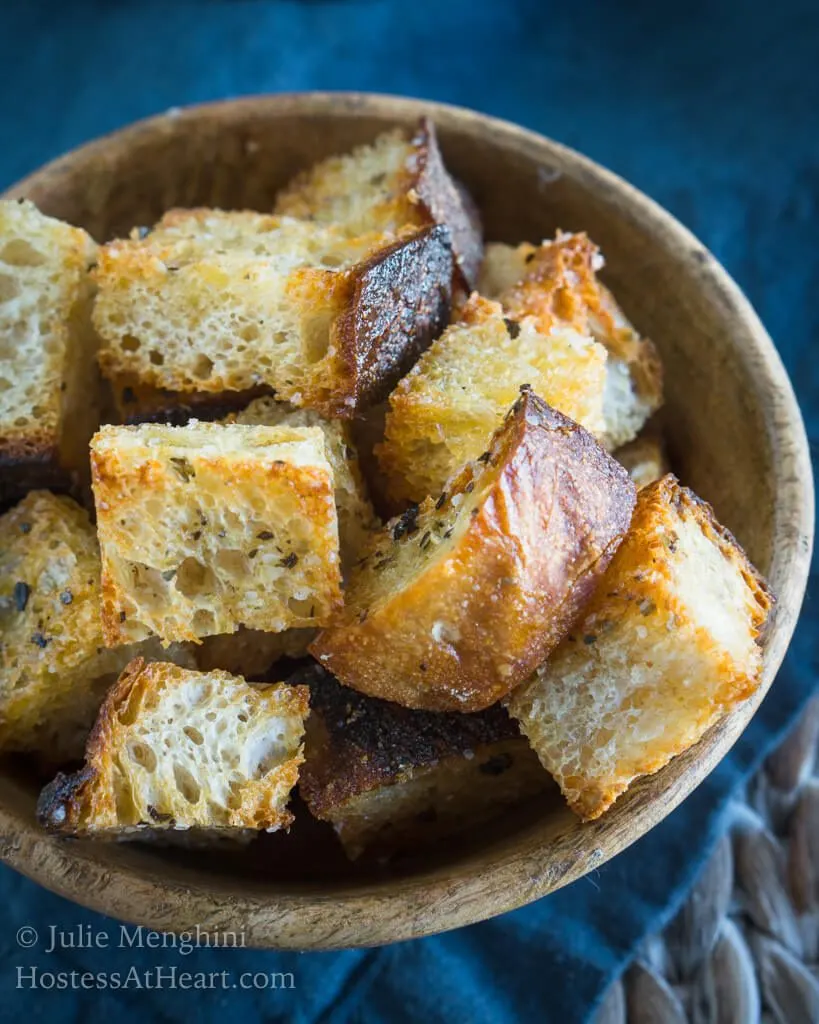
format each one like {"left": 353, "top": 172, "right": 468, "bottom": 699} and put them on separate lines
{"left": 294, "top": 663, "right": 520, "bottom": 817}
{"left": 329, "top": 224, "right": 453, "bottom": 416}
{"left": 111, "top": 378, "right": 272, "bottom": 426}
{"left": 0, "top": 436, "right": 75, "bottom": 508}
{"left": 36, "top": 765, "right": 94, "bottom": 831}
{"left": 408, "top": 118, "right": 483, "bottom": 289}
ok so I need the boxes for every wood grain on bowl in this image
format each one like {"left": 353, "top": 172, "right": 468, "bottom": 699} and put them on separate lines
{"left": 1, "top": 93, "right": 813, "bottom": 949}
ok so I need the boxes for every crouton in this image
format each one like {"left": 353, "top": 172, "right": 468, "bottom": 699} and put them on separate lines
{"left": 37, "top": 659, "right": 309, "bottom": 836}
{"left": 93, "top": 210, "right": 453, "bottom": 417}
{"left": 311, "top": 389, "right": 636, "bottom": 712}
{"left": 90, "top": 422, "right": 342, "bottom": 645}
{"left": 274, "top": 117, "right": 483, "bottom": 288}
{"left": 377, "top": 293, "right": 608, "bottom": 505}
{"left": 0, "top": 200, "right": 99, "bottom": 504}
{"left": 507, "top": 475, "right": 773, "bottom": 820}
{"left": 0, "top": 491, "right": 191, "bottom": 762}
{"left": 480, "top": 233, "right": 663, "bottom": 449}
{"left": 296, "top": 664, "right": 549, "bottom": 859}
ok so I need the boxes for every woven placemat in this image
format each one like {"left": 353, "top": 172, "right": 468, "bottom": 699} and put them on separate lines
{"left": 593, "top": 695, "right": 819, "bottom": 1024}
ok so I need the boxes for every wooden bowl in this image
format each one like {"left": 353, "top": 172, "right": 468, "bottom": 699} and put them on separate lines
{"left": 2, "top": 93, "right": 813, "bottom": 948}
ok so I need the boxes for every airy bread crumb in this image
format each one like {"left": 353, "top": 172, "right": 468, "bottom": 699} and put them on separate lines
{"left": 91, "top": 422, "right": 342, "bottom": 645}
{"left": 37, "top": 659, "right": 309, "bottom": 836}
{"left": 0, "top": 200, "right": 100, "bottom": 503}
{"left": 507, "top": 475, "right": 773, "bottom": 819}
{"left": 230, "top": 396, "right": 377, "bottom": 571}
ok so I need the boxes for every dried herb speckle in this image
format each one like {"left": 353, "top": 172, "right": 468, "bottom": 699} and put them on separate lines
{"left": 281, "top": 552, "right": 298, "bottom": 569}
{"left": 31, "top": 632, "right": 48, "bottom": 649}
{"left": 503, "top": 318, "right": 521, "bottom": 339}
{"left": 13, "top": 581, "right": 30, "bottom": 612}
{"left": 170, "top": 457, "right": 195, "bottom": 483}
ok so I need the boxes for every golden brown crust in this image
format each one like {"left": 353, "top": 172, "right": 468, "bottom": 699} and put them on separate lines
{"left": 37, "top": 658, "right": 310, "bottom": 835}
{"left": 310, "top": 389, "right": 637, "bottom": 712}
{"left": 295, "top": 663, "right": 520, "bottom": 816}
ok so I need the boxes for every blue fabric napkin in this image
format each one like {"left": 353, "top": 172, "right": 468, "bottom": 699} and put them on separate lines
{"left": 1, "top": 1, "right": 817, "bottom": 1020}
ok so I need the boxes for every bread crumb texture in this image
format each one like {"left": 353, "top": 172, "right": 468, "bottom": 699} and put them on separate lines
{"left": 311, "top": 389, "right": 636, "bottom": 712}
{"left": 0, "top": 490, "right": 191, "bottom": 761}
{"left": 37, "top": 659, "right": 309, "bottom": 835}
{"left": 230, "top": 396, "right": 377, "bottom": 571}
{"left": 91, "top": 422, "right": 342, "bottom": 645}
{"left": 0, "top": 200, "right": 99, "bottom": 500}
{"left": 507, "top": 474, "right": 773, "bottom": 820}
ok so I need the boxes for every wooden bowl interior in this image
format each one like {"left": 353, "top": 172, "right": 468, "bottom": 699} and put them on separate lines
{"left": 1, "top": 95, "right": 810, "bottom": 947}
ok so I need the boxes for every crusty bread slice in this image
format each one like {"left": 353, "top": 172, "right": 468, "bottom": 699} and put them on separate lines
{"left": 614, "top": 427, "right": 669, "bottom": 490}
{"left": 507, "top": 475, "right": 773, "bottom": 820}
{"left": 37, "top": 659, "right": 309, "bottom": 836}
{"left": 297, "top": 664, "right": 549, "bottom": 860}
{"left": 377, "top": 293, "right": 608, "bottom": 505}
{"left": 311, "top": 389, "right": 636, "bottom": 712}
{"left": 91, "top": 422, "right": 342, "bottom": 645}
{"left": 0, "top": 491, "right": 192, "bottom": 763}
{"left": 274, "top": 117, "right": 483, "bottom": 288}
{"left": 480, "top": 233, "right": 663, "bottom": 449}
{"left": 0, "top": 200, "right": 100, "bottom": 504}
{"left": 194, "top": 627, "right": 316, "bottom": 678}
{"left": 230, "top": 396, "right": 377, "bottom": 571}
{"left": 94, "top": 210, "right": 453, "bottom": 417}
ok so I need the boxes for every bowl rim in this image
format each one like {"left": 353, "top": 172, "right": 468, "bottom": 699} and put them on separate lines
{"left": 2, "top": 91, "right": 814, "bottom": 949}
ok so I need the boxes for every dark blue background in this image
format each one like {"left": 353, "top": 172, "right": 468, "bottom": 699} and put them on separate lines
{"left": 1, "top": 2, "right": 817, "bottom": 1021}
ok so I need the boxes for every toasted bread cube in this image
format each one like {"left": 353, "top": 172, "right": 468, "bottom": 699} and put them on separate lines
{"left": 37, "top": 659, "right": 309, "bottom": 836}
{"left": 0, "top": 201, "right": 100, "bottom": 504}
{"left": 377, "top": 294, "right": 608, "bottom": 504}
{"left": 194, "top": 627, "right": 316, "bottom": 678}
{"left": 615, "top": 429, "right": 669, "bottom": 490}
{"left": 91, "top": 422, "right": 342, "bottom": 645}
{"left": 297, "top": 664, "right": 549, "bottom": 859}
{"left": 507, "top": 475, "right": 773, "bottom": 820}
{"left": 230, "top": 396, "right": 377, "bottom": 570}
{"left": 94, "top": 210, "right": 452, "bottom": 418}
{"left": 480, "top": 233, "right": 663, "bottom": 449}
{"left": 0, "top": 491, "right": 192, "bottom": 762}
{"left": 311, "top": 390, "right": 636, "bottom": 712}
{"left": 274, "top": 117, "right": 483, "bottom": 288}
